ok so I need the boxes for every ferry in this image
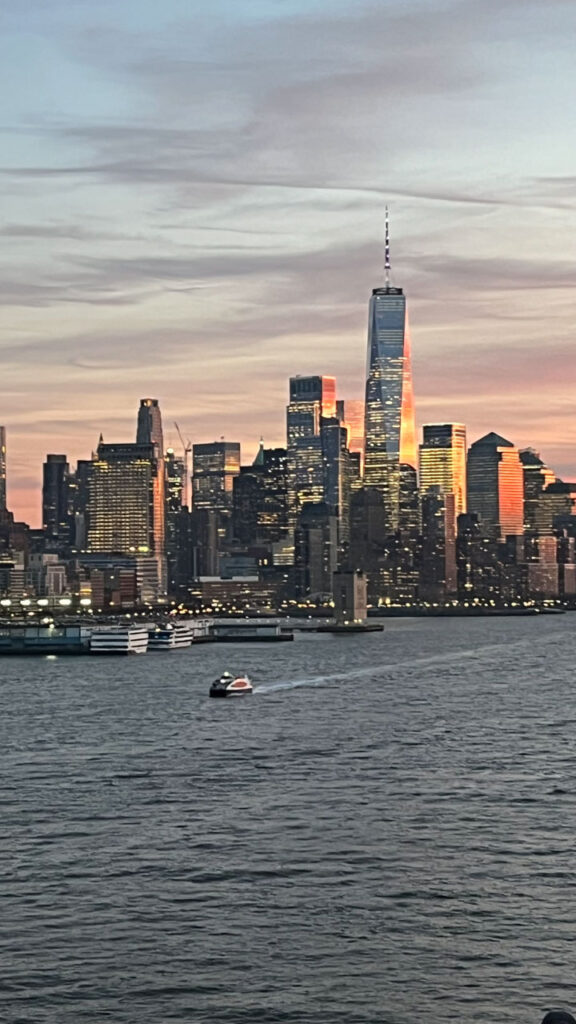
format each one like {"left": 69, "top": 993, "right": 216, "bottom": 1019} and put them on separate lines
{"left": 89, "top": 626, "right": 149, "bottom": 655}
{"left": 209, "top": 672, "right": 254, "bottom": 698}
{"left": 148, "top": 621, "right": 194, "bottom": 650}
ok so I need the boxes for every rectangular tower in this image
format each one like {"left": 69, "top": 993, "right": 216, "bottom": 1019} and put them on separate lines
{"left": 88, "top": 441, "right": 165, "bottom": 563}
{"left": 363, "top": 215, "right": 417, "bottom": 531}
{"left": 192, "top": 441, "right": 241, "bottom": 512}
{"left": 419, "top": 423, "right": 467, "bottom": 516}
{"left": 467, "top": 432, "right": 524, "bottom": 540}
{"left": 42, "top": 454, "right": 70, "bottom": 540}
{"left": 286, "top": 375, "right": 337, "bottom": 522}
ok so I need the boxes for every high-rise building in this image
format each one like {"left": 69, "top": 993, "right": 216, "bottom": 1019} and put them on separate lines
{"left": 337, "top": 399, "right": 365, "bottom": 472}
{"left": 286, "top": 375, "right": 337, "bottom": 521}
{"left": 232, "top": 445, "right": 289, "bottom": 547}
{"left": 363, "top": 212, "right": 417, "bottom": 530}
{"left": 87, "top": 441, "right": 166, "bottom": 596}
{"left": 294, "top": 502, "right": 338, "bottom": 600}
{"left": 419, "top": 423, "right": 467, "bottom": 516}
{"left": 519, "top": 448, "right": 556, "bottom": 533}
{"left": 420, "top": 489, "right": 457, "bottom": 601}
{"left": 42, "top": 454, "right": 71, "bottom": 540}
{"left": 467, "top": 433, "right": 524, "bottom": 539}
{"left": 136, "top": 398, "right": 164, "bottom": 452}
{"left": 192, "top": 441, "right": 241, "bottom": 512}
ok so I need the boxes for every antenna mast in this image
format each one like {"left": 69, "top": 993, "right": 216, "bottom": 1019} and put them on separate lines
{"left": 384, "top": 205, "right": 391, "bottom": 290}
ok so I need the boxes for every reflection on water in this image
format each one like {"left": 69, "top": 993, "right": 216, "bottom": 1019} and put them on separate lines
{"left": 0, "top": 614, "right": 574, "bottom": 1023}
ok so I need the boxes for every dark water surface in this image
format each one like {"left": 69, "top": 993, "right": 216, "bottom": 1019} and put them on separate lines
{"left": 1, "top": 615, "right": 576, "bottom": 1024}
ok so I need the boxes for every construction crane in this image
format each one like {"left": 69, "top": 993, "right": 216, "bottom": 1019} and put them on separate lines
{"left": 174, "top": 422, "right": 192, "bottom": 509}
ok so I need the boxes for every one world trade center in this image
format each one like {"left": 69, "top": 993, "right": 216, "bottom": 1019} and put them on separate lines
{"left": 363, "top": 211, "right": 417, "bottom": 530}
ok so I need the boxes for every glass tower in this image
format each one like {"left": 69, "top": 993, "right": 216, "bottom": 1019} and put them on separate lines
{"left": 419, "top": 423, "right": 467, "bottom": 516}
{"left": 363, "top": 215, "right": 417, "bottom": 530}
{"left": 286, "top": 375, "right": 337, "bottom": 523}
{"left": 88, "top": 441, "right": 166, "bottom": 573}
{"left": 467, "top": 432, "right": 524, "bottom": 539}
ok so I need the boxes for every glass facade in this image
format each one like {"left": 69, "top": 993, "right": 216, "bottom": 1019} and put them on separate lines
{"left": 467, "top": 433, "right": 523, "bottom": 539}
{"left": 192, "top": 442, "right": 241, "bottom": 512}
{"left": 42, "top": 454, "right": 70, "bottom": 540}
{"left": 88, "top": 443, "right": 165, "bottom": 565}
{"left": 286, "top": 375, "right": 337, "bottom": 522}
{"left": 419, "top": 423, "right": 467, "bottom": 516}
{"left": 363, "top": 286, "right": 417, "bottom": 530}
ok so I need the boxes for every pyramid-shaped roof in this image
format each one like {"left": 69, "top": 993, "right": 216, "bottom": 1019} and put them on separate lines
{"left": 473, "top": 431, "right": 514, "bottom": 448}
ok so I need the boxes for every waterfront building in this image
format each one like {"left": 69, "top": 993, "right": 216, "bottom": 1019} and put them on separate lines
{"left": 87, "top": 441, "right": 166, "bottom": 597}
{"left": 363, "top": 212, "right": 417, "bottom": 531}
{"left": 165, "top": 448, "right": 192, "bottom": 596}
{"left": 456, "top": 513, "right": 501, "bottom": 602}
{"left": 419, "top": 423, "right": 467, "bottom": 516}
{"left": 42, "top": 454, "right": 71, "bottom": 541}
{"left": 0, "top": 427, "right": 6, "bottom": 511}
{"left": 467, "top": 433, "right": 524, "bottom": 540}
{"left": 420, "top": 489, "right": 457, "bottom": 601}
{"left": 294, "top": 502, "right": 338, "bottom": 601}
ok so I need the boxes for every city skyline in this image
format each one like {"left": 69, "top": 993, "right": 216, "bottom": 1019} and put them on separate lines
{"left": 2, "top": 0, "right": 576, "bottom": 523}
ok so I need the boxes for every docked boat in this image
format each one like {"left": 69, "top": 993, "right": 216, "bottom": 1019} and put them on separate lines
{"left": 89, "top": 626, "right": 149, "bottom": 655}
{"left": 209, "top": 672, "right": 254, "bottom": 698}
{"left": 148, "top": 621, "right": 194, "bottom": 650}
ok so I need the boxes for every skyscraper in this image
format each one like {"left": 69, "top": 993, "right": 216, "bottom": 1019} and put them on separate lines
{"left": 467, "top": 432, "right": 524, "bottom": 539}
{"left": 42, "top": 454, "right": 70, "bottom": 540}
{"left": 136, "top": 398, "right": 164, "bottom": 452}
{"left": 88, "top": 441, "right": 166, "bottom": 595}
{"left": 0, "top": 427, "right": 6, "bottom": 512}
{"left": 363, "top": 211, "right": 417, "bottom": 530}
{"left": 286, "top": 375, "right": 337, "bottom": 521}
{"left": 192, "top": 441, "right": 241, "bottom": 512}
{"left": 419, "top": 423, "right": 467, "bottom": 516}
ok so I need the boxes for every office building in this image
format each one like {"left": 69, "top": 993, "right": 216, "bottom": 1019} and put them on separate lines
{"left": 420, "top": 489, "right": 457, "bottom": 601}
{"left": 136, "top": 398, "right": 164, "bottom": 452}
{"left": 87, "top": 441, "right": 166, "bottom": 596}
{"left": 192, "top": 441, "right": 240, "bottom": 512}
{"left": 42, "top": 454, "right": 71, "bottom": 541}
{"left": 232, "top": 445, "right": 289, "bottom": 547}
{"left": 337, "top": 399, "right": 365, "bottom": 472}
{"left": 467, "top": 433, "right": 524, "bottom": 540}
{"left": 363, "top": 212, "right": 417, "bottom": 530}
{"left": 294, "top": 502, "right": 338, "bottom": 600}
{"left": 286, "top": 375, "right": 336, "bottom": 521}
{"left": 520, "top": 448, "right": 556, "bottom": 533}
{"left": 419, "top": 423, "right": 467, "bottom": 516}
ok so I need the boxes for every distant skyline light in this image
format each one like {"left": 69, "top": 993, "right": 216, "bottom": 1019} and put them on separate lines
{"left": 1, "top": 0, "right": 575, "bottom": 525}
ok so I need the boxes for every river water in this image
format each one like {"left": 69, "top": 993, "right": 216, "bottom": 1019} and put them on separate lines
{"left": 1, "top": 615, "right": 575, "bottom": 1024}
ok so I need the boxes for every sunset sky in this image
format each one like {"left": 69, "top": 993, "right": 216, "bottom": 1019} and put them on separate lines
{"left": 1, "top": 0, "right": 575, "bottom": 525}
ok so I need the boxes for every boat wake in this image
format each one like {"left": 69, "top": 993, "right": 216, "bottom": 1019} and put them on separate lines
{"left": 253, "top": 637, "right": 534, "bottom": 695}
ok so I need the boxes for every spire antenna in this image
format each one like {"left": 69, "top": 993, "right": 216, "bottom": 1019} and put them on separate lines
{"left": 384, "top": 205, "right": 391, "bottom": 290}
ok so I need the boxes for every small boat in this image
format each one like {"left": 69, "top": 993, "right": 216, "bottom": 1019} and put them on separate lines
{"left": 209, "top": 671, "right": 253, "bottom": 698}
